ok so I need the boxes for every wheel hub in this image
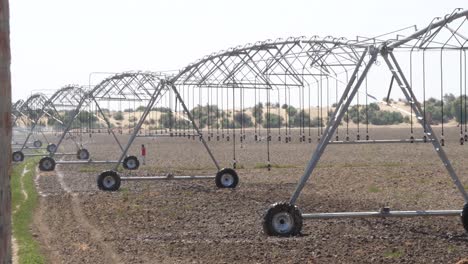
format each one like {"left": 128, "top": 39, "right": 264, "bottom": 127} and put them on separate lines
{"left": 103, "top": 176, "right": 116, "bottom": 188}
{"left": 79, "top": 151, "right": 87, "bottom": 159}
{"left": 43, "top": 160, "right": 52, "bottom": 169}
{"left": 13, "top": 153, "right": 21, "bottom": 161}
{"left": 272, "top": 212, "right": 294, "bottom": 234}
{"left": 127, "top": 160, "right": 136, "bottom": 169}
{"left": 221, "top": 173, "right": 234, "bottom": 186}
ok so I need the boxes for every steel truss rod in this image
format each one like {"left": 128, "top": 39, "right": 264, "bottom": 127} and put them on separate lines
{"left": 302, "top": 209, "right": 461, "bottom": 219}
{"left": 24, "top": 153, "right": 76, "bottom": 157}
{"left": 289, "top": 46, "right": 378, "bottom": 205}
{"left": 329, "top": 139, "right": 433, "bottom": 145}
{"left": 121, "top": 175, "right": 215, "bottom": 181}
{"left": 56, "top": 160, "right": 120, "bottom": 165}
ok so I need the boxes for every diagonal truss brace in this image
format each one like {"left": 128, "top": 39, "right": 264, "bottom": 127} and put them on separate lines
{"left": 289, "top": 46, "right": 377, "bottom": 204}
{"left": 169, "top": 82, "right": 221, "bottom": 171}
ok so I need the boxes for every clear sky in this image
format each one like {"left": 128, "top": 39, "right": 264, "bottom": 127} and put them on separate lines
{"left": 10, "top": 0, "right": 467, "bottom": 102}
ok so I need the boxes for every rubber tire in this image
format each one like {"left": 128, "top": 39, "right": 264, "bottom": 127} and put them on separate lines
{"left": 33, "top": 140, "right": 42, "bottom": 148}
{"left": 462, "top": 203, "right": 468, "bottom": 232}
{"left": 47, "top": 143, "right": 57, "bottom": 153}
{"left": 77, "top": 149, "right": 90, "bottom": 160}
{"left": 263, "top": 202, "right": 303, "bottom": 237}
{"left": 122, "top": 156, "right": 140, "bottom": 170}
{"left": 97, "top": 170, "right": 121, "bottom": 191}
{"left": 215, "top": 168, "right": 239, "bottom": 188}
{"left": 12, "top": 151, "right": 24, "bottom": 162}
{"left": 39, "top": 157, "right": 56, "bottom": 172}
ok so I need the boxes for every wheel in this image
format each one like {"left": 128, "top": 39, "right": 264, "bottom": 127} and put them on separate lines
{"left": 97, "top": 170, "right": 121, "bottom": 191}
{"left": 39, "top": 157, "right": 56, "bottom": 171}
{"left": 461, "top": 203, "right": 468, "bottom": 232}
{"left": 122, "top": 156, "right": 140, "bottom": 170}
{"left": 46, "top": 143, "right": 57, "bottom": 153}
{"left": 263, "top": 202, "right": 303, "bottom": 237}
{"left": 33, "top": 140, "right": 42, "bottom": 148}
{"left": 215, "top": 168, "right": 239, "bottom": 188}
{"left": 77, "top": 149, "right": 90, "bottom": 160}
{"left": 12, "top": 151, "right": 24, "bottom": 162}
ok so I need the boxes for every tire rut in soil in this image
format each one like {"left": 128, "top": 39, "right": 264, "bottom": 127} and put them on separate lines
{"left": 33, "top": 164, "right": 123, "bottom": 264}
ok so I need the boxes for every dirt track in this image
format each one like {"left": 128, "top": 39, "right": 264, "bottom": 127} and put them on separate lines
{"left": 32, "top": 127, "right": 468, "bottom": 263}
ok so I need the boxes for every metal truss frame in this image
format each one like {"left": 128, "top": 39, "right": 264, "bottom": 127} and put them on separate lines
{"left": 39, "top": 72, "right": 167, "bottom": 172}
{"left": 12, "top": 85, "right": 86, "bottom": 161}
{"left": 98, "top": 36, "right": 373, "bottom": 191}
{"left": 263, "top": 8, "right": 468, "bottom": 237}
{"left": 11, "top": 93, "right": 51, "bottom": 151}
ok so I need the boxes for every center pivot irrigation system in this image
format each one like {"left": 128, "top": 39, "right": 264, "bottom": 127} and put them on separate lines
{"left": 263, "top": 9, "right": 468, "bottom": 236}
{"left": 14, "top": 8, "right": 468, "bottom": 236}
{"left": 38, "top": 72, "right": 166, "bottom": 172}
{"left": 12, "top": 85, "right": 88, "bottom": 163}
{"left": 35, "top": 71, "right": 241, "bottom": 190}
{"left": 11, "top": 93, "right": 51, "bottom": 152}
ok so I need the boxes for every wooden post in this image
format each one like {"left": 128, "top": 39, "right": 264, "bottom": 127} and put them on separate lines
{"left": 0, "top": 0, "right": 11, "bottom": 262}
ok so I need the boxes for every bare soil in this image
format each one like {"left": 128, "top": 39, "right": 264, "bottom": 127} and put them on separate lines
{"left": 33, "top": 126, "right": 468, "bottom": 263}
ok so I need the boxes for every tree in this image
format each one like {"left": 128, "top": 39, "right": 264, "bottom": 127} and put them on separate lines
{"left": 159, "top": 112, "right": 174, "bottom": 128}
{"left": 234, "top": 112, "right": 253, "bottom": 127}
{"left": 291, "top": 110, "right": 310, "bottom": 127}
{"left": 190, "top": 104, "right": 222, "bottom": 128}
{"left": 136, "top": 105, "right": 147, "bottom": 112}
{"left": 265, "top": 113, "right": 284, "bottom": 128}
{"left": 287, "top": 105, "right": 297, "bottom": 118}
{"left": 113, "top": 111, "right": 124, "bottom": 121}
{"left": 344, "top": 103, "right": 405, "bottom": 125}
{"left": 77, "top": 110, "right": 97, "bottom": 124}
